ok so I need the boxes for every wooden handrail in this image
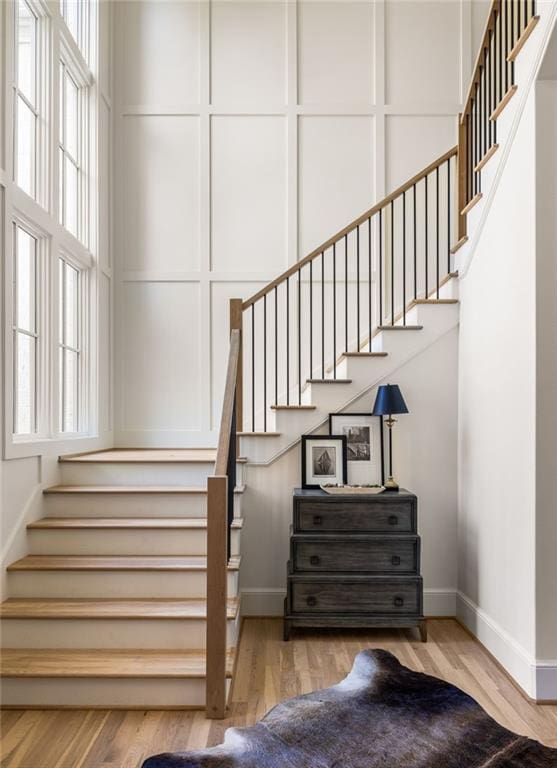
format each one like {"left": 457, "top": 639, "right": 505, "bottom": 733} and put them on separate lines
{"left": 461, "top": 0, "right": 500, "bottom": 124}
{"left": 206, "top": 328, "right": 241, "bottom": 719}
{"left": 242, "top": 146, "right": 457, "bottom": 310}
{"left": 214, "top": 330, "right": 240, "bottom": 475}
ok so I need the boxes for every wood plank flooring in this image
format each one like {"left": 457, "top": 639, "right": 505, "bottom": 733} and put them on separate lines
{"left": 1, "top": 618, "right": 556, "bottom": 768}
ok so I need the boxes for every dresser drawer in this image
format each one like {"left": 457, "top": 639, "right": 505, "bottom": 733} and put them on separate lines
{"left": 292, "top": 535, "right": 419, "bottom": 574}
{"left": 294, "top": 499, "right": 416, "bottom": 533}
{"left": 289, "top": 576, "right": 422, "bottom": 615}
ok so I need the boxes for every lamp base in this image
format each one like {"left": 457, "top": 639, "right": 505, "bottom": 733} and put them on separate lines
{"left": 383, "top": 476, "right": 399, "bottom": 492}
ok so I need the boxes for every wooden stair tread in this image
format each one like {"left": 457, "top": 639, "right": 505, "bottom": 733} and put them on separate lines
{"left": 378, "top": 325, "right": 423, "bottom": 331}
{"left": 59, "top": 449, "right": 247, "bottom": 464}
{"left": 7, "top": 555, "right": 242, "bottom": 572}
{"left": 0, "top": 648, "right": 234, "bottom": 678}
{"left": 0, "top": 597, "right": 239, "bottom": 620}
{"left": 237, "top": 432, "right": 281, "bottom": 437}
{"left": 28, "top": 517, "right": 243, "bottom": 530}
{"left": 343, "top": 352, "right": 388, "bottom": 357}
{"left": 270, "top": 405, "right": 316, "bottom": 410}
{"left": 307, "top": 379, "right": 352, "bottom": 384}
{"left": 413, "top": 299, "right": 458, "bottom": 305}
{"left": 44, "top": 485, "right": 246, "bottom": 494}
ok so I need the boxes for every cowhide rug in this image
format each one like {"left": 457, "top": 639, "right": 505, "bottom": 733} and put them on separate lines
{"left": 142, "top": 649, "right": 557, "bottom": 767}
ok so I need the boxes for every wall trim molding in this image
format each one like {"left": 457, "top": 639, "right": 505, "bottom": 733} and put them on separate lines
{"left": 456, "top": 590, "right": 557, "bottom": 700}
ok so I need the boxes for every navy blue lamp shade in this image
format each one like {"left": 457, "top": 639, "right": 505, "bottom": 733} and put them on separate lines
{"left": 372, "top": 384, "right": 409, "bottom": 416}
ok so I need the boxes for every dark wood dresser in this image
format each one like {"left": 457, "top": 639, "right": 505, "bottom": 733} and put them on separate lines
{"left": 283, "top": 488, "right": 426, "bottom": 642}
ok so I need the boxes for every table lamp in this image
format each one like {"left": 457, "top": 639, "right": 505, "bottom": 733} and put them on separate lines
{"left": 372, "top": 384, "right": 408, "bottom": 492}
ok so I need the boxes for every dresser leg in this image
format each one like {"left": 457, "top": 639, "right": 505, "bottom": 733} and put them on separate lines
{"left": 283, "top": 620, "right": 291, "bottom": 642}
{"left": 418, "top": 620, "right": 428, "bottom": 643}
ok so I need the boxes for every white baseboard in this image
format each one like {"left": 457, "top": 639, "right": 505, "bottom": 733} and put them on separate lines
{"left": 535, "top": 661, "right": 557, "bottom": 702}
{"left": 241, "top": 588, "right": 457, "bottom": 618}
{"left": 456, "top": 591, "right": 557, "bottom": 700}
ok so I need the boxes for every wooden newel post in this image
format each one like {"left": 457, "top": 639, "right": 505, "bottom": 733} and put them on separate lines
{"left": 457, "top": 113, "right": 467, "bottom": 241}
{"left": 229, "top": 299, "right": 243, "bottom": 434}
{"left": 206, "top": 474, "right": 228, "bottom": 719}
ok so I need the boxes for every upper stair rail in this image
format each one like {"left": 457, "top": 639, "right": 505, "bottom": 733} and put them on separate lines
{"left": 233, "top": 146, "right": 457, "bottom": 433}
{"left": 457, "top": 0, "right": 538, "bottom": 237}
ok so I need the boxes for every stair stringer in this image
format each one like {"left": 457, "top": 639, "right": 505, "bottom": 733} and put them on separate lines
{"left": 241, "top": 300, "right": 459, "bottom": 466}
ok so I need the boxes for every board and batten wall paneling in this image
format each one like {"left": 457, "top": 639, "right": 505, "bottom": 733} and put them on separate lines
{"left": 114, "top": 0, "right": 474, "bottom": 446}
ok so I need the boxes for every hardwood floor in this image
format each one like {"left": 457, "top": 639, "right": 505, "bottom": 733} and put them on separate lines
{"left": 1, "top": 618, "right": 556, "bottom": 767}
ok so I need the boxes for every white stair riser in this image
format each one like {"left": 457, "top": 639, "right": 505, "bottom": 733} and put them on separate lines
{"left": 27, "top": 527, "right": 242, "bottom": 556}
{"left": 59, "top": 462, "right": 244, "bottom": 486}
{"left": 8, "top": 570, "right": 239, "bottom": 599}
{"left": 43, "top": 493, "right": 243, "bottom": 519}
{"left": 301, "top": 382, "right": 360, "bottom": 410}
{"left": 1, "top": 614, "right": 240, "bottom": 650}
{"left": 0, "top": 677, "right": 231, "bottom": 708}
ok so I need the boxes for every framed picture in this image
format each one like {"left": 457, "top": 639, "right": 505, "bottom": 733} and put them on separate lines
{"left": 328, "top": 413, "right": 384, "bottom": 486}
{"left": 301, "top": 435, "right": 347, "bottom": 489}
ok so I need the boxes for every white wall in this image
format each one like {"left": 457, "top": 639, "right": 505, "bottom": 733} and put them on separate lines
{"left": 0, "top": 1, "right": 114, "bottom": 598}
{"left": 241, "top": 328, "right": 459, "bottom": 616}
{"left": 113, "top": 0, "right": 476, "bottom": 447}
{"left": 457, "top": 91, "right": 537, "bottom": 692}
{"left": 535, "top": 79, "right": 557, "bottom": 684}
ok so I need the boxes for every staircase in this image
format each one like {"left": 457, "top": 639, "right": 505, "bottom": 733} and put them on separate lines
{"left": 0, "top": 449, "right": 244, "bottom": 708}
{"left": 0, "top": 0, "right": 544, "bottom": 716}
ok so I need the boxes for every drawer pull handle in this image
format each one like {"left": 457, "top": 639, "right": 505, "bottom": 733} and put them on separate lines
{"left": 310, "top": 555, "right": 320, "bottom": 566}
{"left": 306, "top": 596, "right": 317, "bottom": 607}
{"left": 391, "top": 555, "right": 401, "bottom": 566}
{"left": 313, "top": 515, "right": 323, "bottom": 526}
{"left": 388, "top": 515, "right": 399, "bottom": 526}
{"left": 394, "top": 596, "right": 404, "bottom": 608}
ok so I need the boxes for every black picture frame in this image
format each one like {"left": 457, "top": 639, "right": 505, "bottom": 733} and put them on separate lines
{"left": 301, "top": 434, "right": 347, "bottom": 489}
{"left": 328, "top": 412, "right": 385, "bottom": 486}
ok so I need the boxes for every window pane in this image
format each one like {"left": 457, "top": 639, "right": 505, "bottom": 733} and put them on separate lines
{"left": 16, "top": 228, "right": 36, "bottom": 333}
{"left": 64, "top": 72, "right": 79, "bottom": 160}
{"left": 58, "top": 147, "right": 64, "bottom": 224}
{"left": 63, "top": 349, "right": 79, "bottom": 432}
{"left": 64, "top": 1, "right": 79, "bottom": 44}
{"left": 64, "top": 262, "right": 79, "bottom": 348}
{"left": 15, "top": 331, "right": 35, "bottom": 434}
{"left": 16, "top": 96, "right": 35, "bottom": 197}
{"left": 17, "top": 0, "right": 35, "bottom": 106}
{"left": 64, "top": 156, "right": 78, "bottom": 236}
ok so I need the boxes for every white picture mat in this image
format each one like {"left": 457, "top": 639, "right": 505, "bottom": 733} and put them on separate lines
{"left": 304, "top": 438, "right": 344, "bottom": 486}
{"left": 330, "top": 414, "right": 382, "bottom": 486}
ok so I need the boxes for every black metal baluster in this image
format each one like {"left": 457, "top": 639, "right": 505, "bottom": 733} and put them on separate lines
{"left": 321, "top": 252, "right": 325, "bottom": 379}
{"left": 345, "top": 234, "right": 348, "bottom": 353}
{"left": 488, "top": 33, "right": 492, "bottom": 148}
{"left": 413, "top": 184, "right": 417, "bottom": 301}
{"left": 368, "top": 218, "right": 372, "bottom": 351}
{"left": 498, "top": 5, "right": 502, "bottom": 107}
{"left": 424, "top": 175, "right": 429, "bottom": 299}
{"left": 274, "top": 286, "right": 278, "bottom": 406}
{"left": 436, "top": 165, "right": 440, "bottom": 298}
{"left": 390, "top": 201, "right": 395, "bottom": 326}
{"left": 509, "top": 0, "right": 515, "bottom": 86}
{"left": 333, "top": 243, "right": 337, "bottom": 377}
{"left": 286, "top": 277, "right": 290, "bottom": 405}
{"left": 378, "top": 211, "right": 383, "bottom": 326}
{"left": 447, "top": 158, "right": 451, "bottom": 273}
{"left": 309, "top": 260, "right": 313, "bottom": 380}
{"left": 297, "top": 269, "right": 301, "bottom": 404}
{"left": 251, "top": 303, "right": 255, "bottom": 431}
{"left": 479, "top": 66, "right": 484, "bottom": 163}
{"left": 356, "top": 226, "right": 360, "bottom": 349}
{"left": 263, "top": 294, "right": 267, "bottom": 431}
{"left": 402, "top": 193, "right": 406, "bottom": 326}
{"left": 504, "top": 0, "right": 509, "bottom": 94}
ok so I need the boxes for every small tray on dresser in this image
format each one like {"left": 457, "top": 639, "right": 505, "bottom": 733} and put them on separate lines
{"left": 320, "top": 484, "right": 385, "bottom": 495}
{"left": 284, "top": 488, "right": 426, "bottom": 642}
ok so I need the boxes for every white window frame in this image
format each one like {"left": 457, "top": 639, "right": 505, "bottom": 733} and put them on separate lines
{"left": 56, "top": 250, "right": 90, "bottom": 436}
{"left": 12, "top": 0, "right": 50, "bottom": 208}
{"left": 58, "top": 37, "right": 91, "bottom": 246}
{"left": 10, "top": 215, "right": 49, "bottom": 441}
{"left": 2, "top": 0, "right": 101, "bottom": 460}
